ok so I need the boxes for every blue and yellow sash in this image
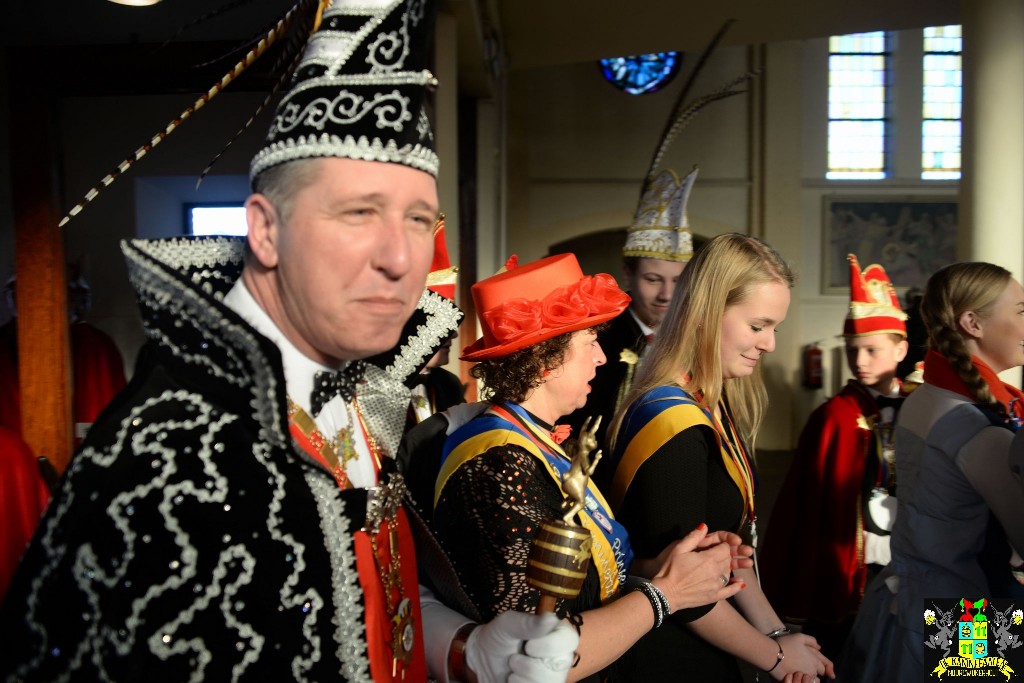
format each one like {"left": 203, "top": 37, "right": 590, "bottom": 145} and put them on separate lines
{"left": 609, "top": 385, "right": 758, "bottom": 527}
{"left": 437, "top": 402, "right": 632, "bottom": 600}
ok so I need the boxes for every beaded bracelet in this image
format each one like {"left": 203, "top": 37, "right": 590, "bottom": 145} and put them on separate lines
{"left": 634, "top": 581, "right": 671, "bottom": 629}
{"left": 567, "top": 612, "right": 584, "bottom": 667}
{"left": 647, "top": 582, "right": 673, "bottom": 617}
{"left": 765, "top": 637, "right": 785, "bottom": 673}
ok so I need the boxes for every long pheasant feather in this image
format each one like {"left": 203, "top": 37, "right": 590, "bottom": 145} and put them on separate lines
{"left": 58, "top": 0, "right": 324, "bottom": 228}
{"left": 642, "top": 19, "right": 739, "bottom": 188}
{"left": 646, "top": 69, "right": 761, "bottom": 180}
{"left": 196, "top": 43, "right": 308, "bottom": 188}
{"left": 153, "top": 0, "right": 265, "bottom": 55}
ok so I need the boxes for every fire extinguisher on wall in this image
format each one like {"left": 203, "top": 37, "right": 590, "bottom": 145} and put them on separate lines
{"left": 802, "top": 342, "right": 823, "bottom": 389}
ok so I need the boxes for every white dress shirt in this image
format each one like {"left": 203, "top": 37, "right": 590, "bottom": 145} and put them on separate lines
{"left": 223, "top": 279, "right": 377, "bottom": 488}
{"left": 224, "top": 279, "right": 467, "bottom": 678}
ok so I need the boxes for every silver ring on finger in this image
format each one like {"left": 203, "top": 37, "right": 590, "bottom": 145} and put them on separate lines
{"left": 720, "top": 574, "right": 729, "bottom": 587}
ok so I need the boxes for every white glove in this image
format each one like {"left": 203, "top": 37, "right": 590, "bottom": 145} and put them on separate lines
{"left": 510, "top": 616, "right": 579, "bottom": 683}
{"left": 465, "top": 611, "right": 579, "bottom": 683}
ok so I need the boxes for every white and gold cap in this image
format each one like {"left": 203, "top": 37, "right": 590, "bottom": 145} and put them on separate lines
{"left": 622, "top": 167, "right": 696, "bottom": 262}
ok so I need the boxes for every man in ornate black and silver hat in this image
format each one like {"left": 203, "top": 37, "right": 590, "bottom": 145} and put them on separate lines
{"left": 565, "top": 168, "right": 696, "bottom": 471}
{"left": 0, "top": 1, "right": 576, "bottom": 681}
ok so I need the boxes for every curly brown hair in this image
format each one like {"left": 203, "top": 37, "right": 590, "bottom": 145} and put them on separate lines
{"left": 471, "top": 323, "right": 608, "bottom": 404}
{"left": 471, "top": 332, "right": 574, "bottom": 403}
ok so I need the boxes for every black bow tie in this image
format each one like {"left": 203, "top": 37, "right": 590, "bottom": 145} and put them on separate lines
{"left": 311, "top": 361, "right": 366, "bottom": 415}
{"left": 875, "top": 395, "right": 904, "bottom": 411}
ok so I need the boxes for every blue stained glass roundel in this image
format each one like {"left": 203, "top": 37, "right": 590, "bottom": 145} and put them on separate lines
{"left": 599, "top": 52, "right": 682, "bottom": 95}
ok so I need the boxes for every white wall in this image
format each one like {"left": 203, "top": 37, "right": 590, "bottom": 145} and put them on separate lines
{"left": 505, "top": 32, "right": 960, "bottom": 448}
{"left": 54, "top": 92, "right": 271, "bottom": 371}
{"left": 508, "top": 46, "right": 752, "bottom": 264}
{"left": 797, "top": 33, "right": 958, "bottom": 403}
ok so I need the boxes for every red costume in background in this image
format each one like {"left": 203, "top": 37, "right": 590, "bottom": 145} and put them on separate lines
{"left": 70, "top": 322, "right": 127, "bottom": 445}
{"left": 0, "top": 427, "right": 49, "bottom": 602}
{"left": 760, "top": 380, "right": 888, "bottom": 624}
{"left": 762, "top": 254, "right": 907, "bottom": 630}
{"left": 0, "top": 320, "right": 125, "bottom": 446}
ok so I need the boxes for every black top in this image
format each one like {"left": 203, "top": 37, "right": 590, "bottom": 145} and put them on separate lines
{"left": 0, "top": 237, "right": 414, "bottom": 682}
{"left": 434, "top": 444, "right": 604, "bottom": 620}
{"left": 565, "top": 307, "right": 647, "bottom": 483}
{"left": 418, "top": 366, "right": 466, "bottom": 414}
{"left": 433, "top": 443, "right": 607, "bottom": 682}
{"left": 613, "top": 424, "right": 747, "bottom": 681}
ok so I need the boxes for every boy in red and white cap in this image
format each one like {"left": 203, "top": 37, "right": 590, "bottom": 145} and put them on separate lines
{"left": 760, "top": 254, "right": 909, "bottom": 659}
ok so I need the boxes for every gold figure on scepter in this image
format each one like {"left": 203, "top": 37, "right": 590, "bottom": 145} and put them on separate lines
{"left": 527, "top": 416, "right": 602, "bottom": 613}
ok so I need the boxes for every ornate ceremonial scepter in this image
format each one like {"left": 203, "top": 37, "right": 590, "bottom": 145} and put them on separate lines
{"left": 527, "top": 416, "right": 603, "bottom": 613}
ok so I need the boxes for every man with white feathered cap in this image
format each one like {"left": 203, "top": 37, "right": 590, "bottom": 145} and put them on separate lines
{"left": 0, "top": 1, "right": 576, "bottom": 681}
{"left": 565, "top": 167, "right": 696, "bottom": 466}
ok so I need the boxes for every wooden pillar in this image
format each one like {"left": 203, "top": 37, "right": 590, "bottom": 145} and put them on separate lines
{"left": 9, "top": 59, "right": 73, "bottom": 473}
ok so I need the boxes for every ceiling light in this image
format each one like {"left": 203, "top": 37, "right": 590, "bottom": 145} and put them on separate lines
{"left": 107, "top": 0, "right": 163, "bottom": 6}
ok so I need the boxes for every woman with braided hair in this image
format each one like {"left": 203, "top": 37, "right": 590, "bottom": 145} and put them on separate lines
{"left": 841, "top": 262, "right": 1024, "bottom": 681}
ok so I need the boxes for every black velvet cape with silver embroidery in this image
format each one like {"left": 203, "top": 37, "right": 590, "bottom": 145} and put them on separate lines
{"left": 0, "top": 237, "right": 417, "bottom": 682}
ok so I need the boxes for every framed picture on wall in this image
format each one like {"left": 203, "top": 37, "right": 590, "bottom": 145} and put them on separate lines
{"left": 822, "top": 196, "right": 958, "bottom": 295}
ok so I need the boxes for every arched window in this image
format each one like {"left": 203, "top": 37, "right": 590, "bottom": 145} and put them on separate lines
{"left": 826, "top": 26, "right": 963, "bottom": 180}
{"left": 922, "top": 26, "right": 962, "bottom": 180}
{"left": 827, "top": 32, "right": 889, "bottom": 179}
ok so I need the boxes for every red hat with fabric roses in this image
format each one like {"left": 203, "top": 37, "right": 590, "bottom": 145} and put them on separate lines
{"left": 461, "top": 254, "right": 631, "bottom": 361}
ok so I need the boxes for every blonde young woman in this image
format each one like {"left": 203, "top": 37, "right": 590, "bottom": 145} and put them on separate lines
{"left": 842, "top": 262, "right": 1024, "bottom": 681}
{"left": 605, "top": 233, "right": 835, "bottom": 681}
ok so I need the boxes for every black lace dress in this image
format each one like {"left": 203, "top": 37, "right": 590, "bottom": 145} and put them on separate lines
{"left": 434, "top": 436, "right": 617, "bottom": 681}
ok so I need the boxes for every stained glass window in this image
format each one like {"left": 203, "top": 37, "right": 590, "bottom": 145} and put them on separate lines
{"left": 827, "top": 32, "right": 889, "bottom": 179}
{"left": 599, "top": 52, "right": 682, "bottom": 95}
{"left": 922, "top": 26, "right": 962, "bottom": 179}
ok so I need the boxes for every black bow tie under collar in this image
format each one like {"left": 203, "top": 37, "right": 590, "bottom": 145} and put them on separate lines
{"left": 311, "top": 361, "right": 367, "bottom": 415}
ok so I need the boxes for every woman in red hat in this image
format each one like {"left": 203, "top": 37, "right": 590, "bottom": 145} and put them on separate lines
{"left": 605, "top": 233, "right": 835, "bottom": 682}
{"left": 433, "top": 253, "right": 755, "bottom": 682}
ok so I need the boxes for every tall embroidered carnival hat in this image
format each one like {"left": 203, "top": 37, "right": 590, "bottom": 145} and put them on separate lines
{"left": 620, "top": 21, "right": 760, "bottom": 264}
{"left": 844, "top": 253, "right": 908, "bottom": 338}
{"left": 622, "top": 167, "right": 697, "bottom": 262}
{"left": 461, "top": 254, "right": 631, "bottom": 362}
{"left": 250, "top": 0, "right": 439, "bottom": 181}
{"left": 58, "top": 0, "right": 439, "bottom": 226}
{"left": 367, "top": 214, "right": 463, "bottom": 384}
